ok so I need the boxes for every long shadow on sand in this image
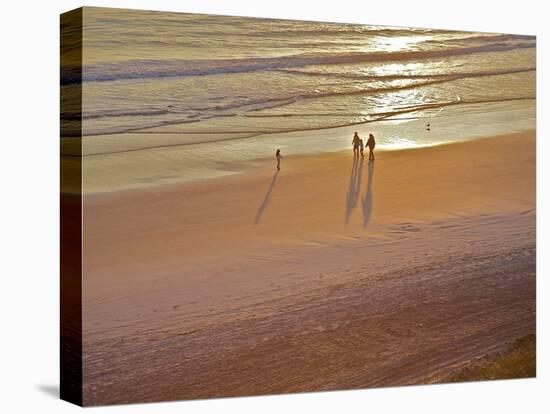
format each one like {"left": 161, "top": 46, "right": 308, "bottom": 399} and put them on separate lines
{"left": 254, "top": 170, "right": 279, "bottom": 225}
{"left": 361, "top": 160, "right": 375, "bottom": 228}
{"left": 345, "top": 156, "right": 363, "bottom": 223}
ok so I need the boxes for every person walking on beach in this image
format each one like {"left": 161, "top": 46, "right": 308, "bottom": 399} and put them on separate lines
{"left": 352, "top": 132, "right": 361, "bottom": 157}
{"left": 359, "top": 138, "right": 364, "bottom": 158}
{"left": 367, "top": 133, "right": 376, "bottom": 161}
{"left": 275, "top": 149, "right": 283, "bottom": 170}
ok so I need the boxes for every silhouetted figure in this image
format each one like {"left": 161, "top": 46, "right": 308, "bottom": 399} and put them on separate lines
{"left": 367, "top": 133, "right": 376, "bottom": 161}
{"left": 359, "top": 138, "right": 364, "bottom": 158}
{"left": 276, "top": 149, "right": 283, "bottom": 170}
{"left": 352, "top": 132, "right": 361, "bottom": 157}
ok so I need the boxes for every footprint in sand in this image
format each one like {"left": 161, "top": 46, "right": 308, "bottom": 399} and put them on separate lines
{"left": 395, "top": 223, "right": 421, "bottom": 233}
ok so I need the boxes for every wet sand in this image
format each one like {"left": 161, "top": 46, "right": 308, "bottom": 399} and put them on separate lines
{"left": 81, "top": 132, "right": 535, "bottom": 405}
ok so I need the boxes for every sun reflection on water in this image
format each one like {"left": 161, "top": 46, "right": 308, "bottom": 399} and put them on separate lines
{"left": 370, "top": 35, "right": 431, "bottom": 53}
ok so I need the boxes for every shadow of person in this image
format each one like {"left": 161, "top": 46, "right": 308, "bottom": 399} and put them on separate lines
{"left": 362, "top": 160, "right": 375, "bottom": 228}
{"left": 254, "top": 170, "right": 279, "bottom": 225}
{"left": 345, "top": 156, "right": 363, "bottom": 223}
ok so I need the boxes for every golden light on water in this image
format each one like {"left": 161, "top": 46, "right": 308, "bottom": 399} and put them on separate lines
{"left": 369, "top": 86, "right": 434, "bottom": 116}
{"left": 369, "top": 62, "right": 426, "bottom": 76}
{"left": 371, "top": 35, "right": 431, "bottom": 53}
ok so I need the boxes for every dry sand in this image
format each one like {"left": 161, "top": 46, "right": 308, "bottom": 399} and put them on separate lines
{"left": 81, "top": 132, "right": 535, "bottom": 405}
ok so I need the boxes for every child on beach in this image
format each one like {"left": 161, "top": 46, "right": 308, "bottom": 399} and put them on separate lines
{"left": 359, "top": 138, "right": 364, "bottom": 157}
{"left": 276, "top": 149, "right": 283, "bottom": 170}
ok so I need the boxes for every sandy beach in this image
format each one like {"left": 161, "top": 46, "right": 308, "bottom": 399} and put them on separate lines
{"left": 81, "top": 131, "right": 535, "bottom": 405}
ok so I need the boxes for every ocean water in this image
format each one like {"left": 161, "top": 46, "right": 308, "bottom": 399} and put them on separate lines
{"left": 61, "top": 7, "right": 536, "bottom": 192}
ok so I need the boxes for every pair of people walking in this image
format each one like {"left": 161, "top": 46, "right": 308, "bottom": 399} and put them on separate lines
{"left": 352, "top": 132, "right": 375, "bottom": 161}
{"left": 274, "top": 131, "right": 375, "bottom": 169}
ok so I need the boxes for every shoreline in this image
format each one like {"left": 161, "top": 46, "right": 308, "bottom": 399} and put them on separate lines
{"left": 81, "top": 128, "right": 535, "bottom": 197}
{"left": 76, "top": 97, "right": 535, "bottom": 194}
